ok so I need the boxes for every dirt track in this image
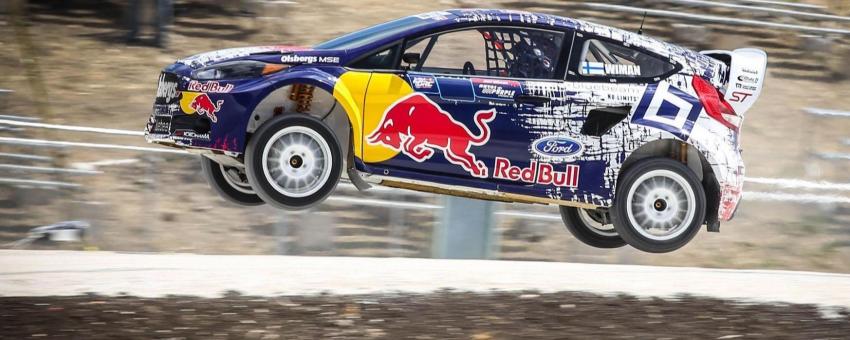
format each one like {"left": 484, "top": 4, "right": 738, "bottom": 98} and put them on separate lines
{"left": 2, "top": 292, "right": 848, "bottom": 339}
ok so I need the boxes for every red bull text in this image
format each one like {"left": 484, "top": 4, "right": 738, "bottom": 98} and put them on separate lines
{"left": 493, "top": 157, "right": 580, "bottom": 188}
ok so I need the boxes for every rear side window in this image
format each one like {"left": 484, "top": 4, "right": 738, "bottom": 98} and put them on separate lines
{"left": 578, "top": 39, "right": 676, "bottom": 80}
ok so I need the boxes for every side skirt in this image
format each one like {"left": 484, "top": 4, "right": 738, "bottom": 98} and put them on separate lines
{"left": 365, "top": 174, "right": 599, "bottom": 209}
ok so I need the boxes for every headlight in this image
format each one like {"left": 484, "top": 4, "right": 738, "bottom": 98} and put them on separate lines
{"left": 191, "top": 61, "right": 287, "bottom": 80}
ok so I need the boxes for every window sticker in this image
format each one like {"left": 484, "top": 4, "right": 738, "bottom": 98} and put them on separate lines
{"left": 582, "top": 62, "right": 641, "bottom": 77}
{"left": 581, "top": 61, "right": 606, "bottom": 75}
{"left": 605, "top": 64, "right": 641, "bottom": 76}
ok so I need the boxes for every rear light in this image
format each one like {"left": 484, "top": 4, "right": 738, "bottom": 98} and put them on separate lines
{"left": 692, "top": 75, "right": 740, "bottom": 131}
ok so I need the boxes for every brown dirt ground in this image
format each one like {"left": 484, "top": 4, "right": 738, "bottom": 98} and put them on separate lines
{"left": 0, "top": 1, "right": 849, "bottom": 272}
{"left": 1, "top": 291, "right": 849, "bottom": 339}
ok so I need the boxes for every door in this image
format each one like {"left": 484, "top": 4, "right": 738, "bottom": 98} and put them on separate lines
{"left": 530, "top": 34, "right": 684, "bottom": 206}
{"left": 361, "top": 25, "right": 569, "bottom": 189}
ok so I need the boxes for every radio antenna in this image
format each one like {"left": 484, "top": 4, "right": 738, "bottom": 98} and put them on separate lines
{"left": 637, "top": 11, "right": 647, "bottom": 35}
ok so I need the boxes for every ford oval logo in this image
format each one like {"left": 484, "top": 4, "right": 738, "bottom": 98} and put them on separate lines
{"left": 532, "top": 136, "right": 584, "bottom": 158}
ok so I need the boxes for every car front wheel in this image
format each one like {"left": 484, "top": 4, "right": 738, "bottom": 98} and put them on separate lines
{"left": 611, "top": 157, "right": 706, "bottom": 253}
{"left": 245, "top": 114, "right": 342, "bottom": 210}
{"left": 201, "top": 156, "right": 264, "bottom": 206}
{"left": 559, "top": 207, "right": 626, "bottom": 248}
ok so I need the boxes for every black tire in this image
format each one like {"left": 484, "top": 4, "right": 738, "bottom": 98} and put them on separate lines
{"left": 559, "top": 207, "right": 626, "bottom": 248}
{"left": 245, "top": 114, "right": 342, "bottom": 210}
{"left": 611, "top": 157, "right": 706, "bottom": 253}
{"left": 200, "top": 156, "right": 264, "bottom": 206}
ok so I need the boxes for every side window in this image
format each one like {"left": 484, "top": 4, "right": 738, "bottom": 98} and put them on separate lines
{"left": 349, "top": 45, "right": 399, "bottom": 70}
{"left": 405, "top": 29, "right": 487, "bottom": 75}
{"left": 403, "top": 27, "right": 565, "bottom": 79}
{"left": 578, "top": 39, "right": 676, "bottom": 79}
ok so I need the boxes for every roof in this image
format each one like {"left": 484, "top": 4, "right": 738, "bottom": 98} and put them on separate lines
{"left": 419, "top": 9, "right": 721, "bottom": 79}
{"left": 423, "top": 9, "right": 581, "bottom": 29}
{"left": 410, "top": 9, "right": 684, "bottom": 62}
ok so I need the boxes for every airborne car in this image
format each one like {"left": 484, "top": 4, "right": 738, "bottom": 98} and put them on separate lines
{"left": 145, "top": 9, "right": 766, "bottom": 253}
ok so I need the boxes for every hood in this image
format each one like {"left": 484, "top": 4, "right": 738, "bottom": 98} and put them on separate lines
{"left": 177, "top": 45, "right": 310, "bottom": 69}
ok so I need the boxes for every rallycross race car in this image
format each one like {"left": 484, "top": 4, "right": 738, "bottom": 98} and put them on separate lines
{"left": 145, "top": 9, "right": 767, "bottom": 253}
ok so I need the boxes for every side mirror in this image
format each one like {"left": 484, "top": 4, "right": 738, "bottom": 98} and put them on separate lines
{"left": 402, "top": 52, "right": 421, "bottom": 65}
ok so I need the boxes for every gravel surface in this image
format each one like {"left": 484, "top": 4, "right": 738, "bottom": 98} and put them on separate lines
{"left": 1, "top": 291, "right": 848, "bottom": 339}
{"left": 4, "top": 251, "right": 850, "bottom": 310}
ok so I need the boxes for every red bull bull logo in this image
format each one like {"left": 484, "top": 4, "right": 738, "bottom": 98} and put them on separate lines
{"left": 367, "top": 93, "right": 496, "bottom": 178}
{"left": 180, "top": 92, "right": 223, "bottom": 123}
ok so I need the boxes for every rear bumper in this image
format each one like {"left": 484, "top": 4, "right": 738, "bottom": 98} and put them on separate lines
{"left": 716, "top": 151, "right": 745, "bottom": 222}
{"left": 718, "top": 178, "right": 743, "bottom": 221}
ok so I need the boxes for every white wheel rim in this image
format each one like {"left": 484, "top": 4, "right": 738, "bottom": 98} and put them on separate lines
{"left": 261, "top": 126, "right": 332, "bottom": 198}
{"left": 625, "top": 169, "right": 696, "bottom": 241}
{"left": 220, "top": 164, "right": 255, "bottom": 195}
{"left": 577, "top": 209, "right": 618, "bottom": 237}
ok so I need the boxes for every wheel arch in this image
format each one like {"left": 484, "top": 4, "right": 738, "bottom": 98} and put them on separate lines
{"left": 618, "top": 138, "right": 721, "bottom": 226}
{"left": 244, "top": 69, "right": 369, "bottom": 161}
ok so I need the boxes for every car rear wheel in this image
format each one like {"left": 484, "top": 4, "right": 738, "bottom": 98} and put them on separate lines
{"left": 201, "top": 156, "right": 264, "bottom": 206}
{"left": 559, "top": 207, "right": 626, "bottom": 248}
{"left": 245, "top": 114, "right": 342, "bottom": 210}
{"left": 611, "top": 158, "right": 706, "bottom": 253}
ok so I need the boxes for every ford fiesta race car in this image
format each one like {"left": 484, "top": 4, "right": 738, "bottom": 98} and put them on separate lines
{"left": 145, "top": 9, "right": 766, "bottom": 253}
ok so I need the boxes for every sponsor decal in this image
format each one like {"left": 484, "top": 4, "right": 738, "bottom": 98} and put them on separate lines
{"left": 632, "top": 82, "right": 702, "bottom": 140}
{"left": 411, "top": 76, "right": 436, "bottom": 90}
{"left": 319, "top": 56, "right": 340, "bottom": 64}
{"left": 180, "top": 92, "right": 223, "bottom": 123}
{"left": 729, "top": 91, "right": 752, "bottom": 102}
{"left": 531, "top": 136, "right": 584, "bottom": 159}
{"left": 367, "top": 93, "right": 495, "bottom": 178}
{"left": 741, "top": 68, "right": 758, "bottom": 75}
{"left": 735, "top": 83, "right": 757, "bottom": 91}
{"left": 174, "top": 129, "right": 211, "bottom": 141}
{"left": 152, "top": 119, "right": 170, "bottom": 134}
{"left": 187, "top": 80, "right": 234, "bottom": 93}
{"left": 581, "top": 62, "right": 641, "bottom": 76}
{"left": 472, "top": 78, "right": 520, "bottom": 100}
{"left": 493, "top": 157, "right": 580, "bottom": 188}
{"left": 153, "top": 104, "right": 180, "bottom": 116}
{"left": 605, "top": 64, "right": 641, "bottom": 76}
{"left": 606, "top": 93, "right": 640, "bottom": 103}
{"left": 280, "top": 54, "right": 339, "bottom": 64}
{"left": 737, "top": 74, "right": 758, "bottom": 84}
{"left": 155, "top": 73, "right": 179, "bottom": 104}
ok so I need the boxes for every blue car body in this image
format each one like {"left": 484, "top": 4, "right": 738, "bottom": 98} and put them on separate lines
{"left": 146, "top": 9, "right": 767, "bottom": 224}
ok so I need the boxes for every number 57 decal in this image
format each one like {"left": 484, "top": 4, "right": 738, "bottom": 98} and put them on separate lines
{"left": 631, "top": 82, "right": 703, "bottom": 141}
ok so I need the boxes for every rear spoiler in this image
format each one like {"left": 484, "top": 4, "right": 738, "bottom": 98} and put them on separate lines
{"left": 700, "top": 48, "right": 767, "bottom": 115}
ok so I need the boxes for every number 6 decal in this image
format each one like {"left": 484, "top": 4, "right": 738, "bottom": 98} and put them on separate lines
{"left": 631, "top": 81, "right": 703, "bottom": 141}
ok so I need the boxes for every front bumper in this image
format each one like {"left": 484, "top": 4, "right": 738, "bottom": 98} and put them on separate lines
{"left": 144, "top": 71, "right": 217, "bottom": 149}
{"left": 145, "top": 102, "right": 212, "bottom": 147}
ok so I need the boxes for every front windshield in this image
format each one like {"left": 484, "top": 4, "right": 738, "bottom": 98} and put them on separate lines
{"left": 314, "top": 16, "right": 432, "bottom": 50}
